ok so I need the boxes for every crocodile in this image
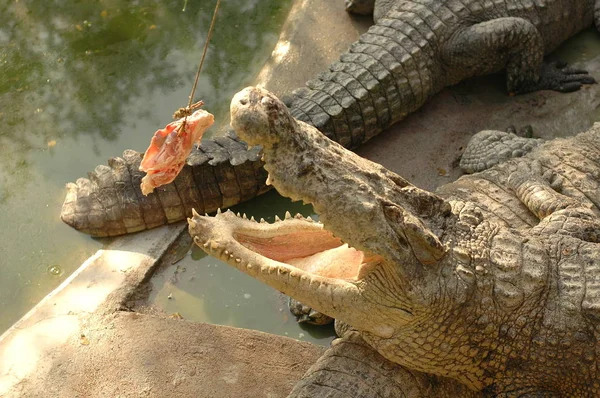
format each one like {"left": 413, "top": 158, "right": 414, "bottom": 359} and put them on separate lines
{"left": 61, "top": 0, "right": 598, "bottom": 236}
{"left": 188, "top": 86, "right": 600, "bottom": 397}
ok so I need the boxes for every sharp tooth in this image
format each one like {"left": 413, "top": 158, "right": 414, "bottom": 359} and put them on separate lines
{"left": 260, "top": 218, "right": 266, "bottom": 223}
{"left": 266, "top": 175, "right": 272, "bottom": 185}
{"left": 243, "top": 213, "right": 248, "bottom": 219}
{"left": 210, "top": 240, "right": 220, "bottom": 250}
{"left": 275, "top": 215, "right": 282, "bottom": 222}
{"left": 235, "top": 258, "right": 241, "bottom": 263}
{"left": 191, "top": 208, "right": 201, "bottom": 218}
{"left": 217, "top": 208, "right": 222, "bottom": 214}
{"left": 285, "top": 211, "right": 292, "bottom": 219}
{"left": 205, "top": 213, "right": 209, "bottom": 217}
{"left": 224, "top": 250, "right": 229, "bottom": 255}
{"left": 229, "top": 254, "right": 234, "bottom": 258}
{"left": 236, "top": 212, "right": 241, "bottom": 217}
{"left": 306, "top": 216, "right": 313, "bottom": 222}
{"left": 247, "top": 263, "right": 253, "bottom": 270}
{"left": 250, "top": 216, "right": 256, "bottom": 222}
{"left": 203, "top": 241, "right": 209, "bottom": 248}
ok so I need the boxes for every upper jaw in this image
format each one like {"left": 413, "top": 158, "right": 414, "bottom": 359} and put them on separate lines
{"left": 231, "top": 86, "right": 450, "bottom": 269}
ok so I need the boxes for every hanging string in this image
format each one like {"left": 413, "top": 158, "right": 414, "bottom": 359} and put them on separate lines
{"left": 174, "top": 0, "right": 222, "bottom": 132}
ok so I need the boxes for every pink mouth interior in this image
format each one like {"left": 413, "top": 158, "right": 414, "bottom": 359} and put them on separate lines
{"left": 234, "top": 230, "right": 380, "bottom": 280}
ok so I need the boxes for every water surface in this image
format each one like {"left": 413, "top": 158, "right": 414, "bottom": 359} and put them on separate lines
{"left": 147, "top": 190, "right": 336, "bottom": 345}
{"left": 0, "top": 0, "right": 292, "bottom": 334}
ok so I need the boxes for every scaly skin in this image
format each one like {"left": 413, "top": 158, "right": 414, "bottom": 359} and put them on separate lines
{"left": 60, "top": 133, "right": 268, "bottom": 237}
{"left": 62, "top": 0, "right": 598, "bottom": 236}
{"left": 189, "top": 87, "right": 600, "bottom": 397}
{"left": 459, "top": 129, "right": 545, "bottom": 173}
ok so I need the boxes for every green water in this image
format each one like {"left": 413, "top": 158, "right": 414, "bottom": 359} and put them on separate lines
{"left": 147, "top": 190, "right": 336, "bottom": 344}
{"left": 0, "top": 0, "right": 293, "bottom": 334}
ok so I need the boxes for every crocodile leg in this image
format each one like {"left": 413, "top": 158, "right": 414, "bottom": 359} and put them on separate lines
{"left": 444, "top": 18, "right": 594, "bottom": 94}
{"left": 460, "top": 130, "right": 544, "bottom": 174}
{"left": 288, "top": 331, "right": 479, "bottom": 398}
{"left": 507, "top": 160, "right": 582, "bottom": 219}
{"left": 507, "top": 159, "right": 600, "bottom": 243}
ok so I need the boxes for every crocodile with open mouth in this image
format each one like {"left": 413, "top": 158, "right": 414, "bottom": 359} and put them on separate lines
{"left": 61, "top": 0, "right": 598, "bottom": 237}
{"left": 189, "top": 86, "right": 600, "bottom": 397}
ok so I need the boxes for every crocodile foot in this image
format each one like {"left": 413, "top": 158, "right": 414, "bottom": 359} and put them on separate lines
{"left": 288, "top": 297, "right": 334, "bottom": 326}
{"left": 507, "top": 159, "right": 566, "bottom": 194}
{"left": 459, "top": 129, "right": 544, "bottom": 173}
{"left": 518, "top": 60, "right": 596, "bottom": 94}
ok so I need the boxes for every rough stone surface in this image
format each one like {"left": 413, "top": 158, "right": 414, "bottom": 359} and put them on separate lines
{"left": 8, "top": 312, "right": 324, "bottom": 398}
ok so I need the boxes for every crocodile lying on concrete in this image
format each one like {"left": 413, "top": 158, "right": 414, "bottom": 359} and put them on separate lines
{"left": 189, "top": 86, "right": 600, "bottom": 397}
{"left": 61, "top": 0, "right": 598, "bottom": 236}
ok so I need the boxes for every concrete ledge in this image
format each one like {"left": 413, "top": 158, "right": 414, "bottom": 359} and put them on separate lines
{"left": 256, "top": 0, "right": 370, "bottom": 95}
{"left": 0, "top": 223, "right": 187, "bottom": 396}
{"left": 8, "top": 312, "right": 324, "bottom": 398}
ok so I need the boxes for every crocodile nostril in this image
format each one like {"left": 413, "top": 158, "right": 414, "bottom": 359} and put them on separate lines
{"left": 239, "top": 98, "right": 248, "bottom": 106}
{"left": 261, "top": 96, "right": 273, "bottom": 106}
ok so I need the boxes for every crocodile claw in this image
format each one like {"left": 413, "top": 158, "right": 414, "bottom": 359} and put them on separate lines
{"left": 531, "top": 60, "right": 596, "bottom": 93}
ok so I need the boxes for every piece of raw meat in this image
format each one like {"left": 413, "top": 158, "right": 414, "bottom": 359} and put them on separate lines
{"left": 140, "top": 108, "right": 214, "bottom": 195}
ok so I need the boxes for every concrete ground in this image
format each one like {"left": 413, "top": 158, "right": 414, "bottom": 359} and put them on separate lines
{"left": 10, "top": 312, "right": 324, "bottom": 398}
{"left": 1, "top": 0, "right": 599, "bottom": 397}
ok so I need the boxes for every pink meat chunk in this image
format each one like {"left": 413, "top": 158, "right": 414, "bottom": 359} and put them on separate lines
{"left": 139, "top": 109, "right": 214, "bottom": 195}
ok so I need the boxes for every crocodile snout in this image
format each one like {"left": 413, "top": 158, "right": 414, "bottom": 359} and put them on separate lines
{"left": 231, "top": 87, "right": 271, "bottom": 146}
{"left": 231, "top": 86, "right": 295, "bottom": 149}
{"left": 235, "top": 86, "right": 263, "bottom": 107}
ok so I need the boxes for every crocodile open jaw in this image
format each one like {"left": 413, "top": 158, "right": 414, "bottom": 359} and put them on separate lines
{"left": 188, "top": 87, "right": 453, "bottom": 338}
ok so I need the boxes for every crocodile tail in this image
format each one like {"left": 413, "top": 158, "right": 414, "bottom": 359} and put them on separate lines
{"left": 287, "top": 5, "right": 443, "bottom": 149}
{"left": 60, "top": 132, "right": 268, "bottom": 237}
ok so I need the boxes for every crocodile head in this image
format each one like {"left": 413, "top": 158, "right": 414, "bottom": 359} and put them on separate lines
{"left": 189, "top": 86, "right": 462, "bottom": 334}
{"left": 187, "top": 87, "right": 525, "bottom": 388}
